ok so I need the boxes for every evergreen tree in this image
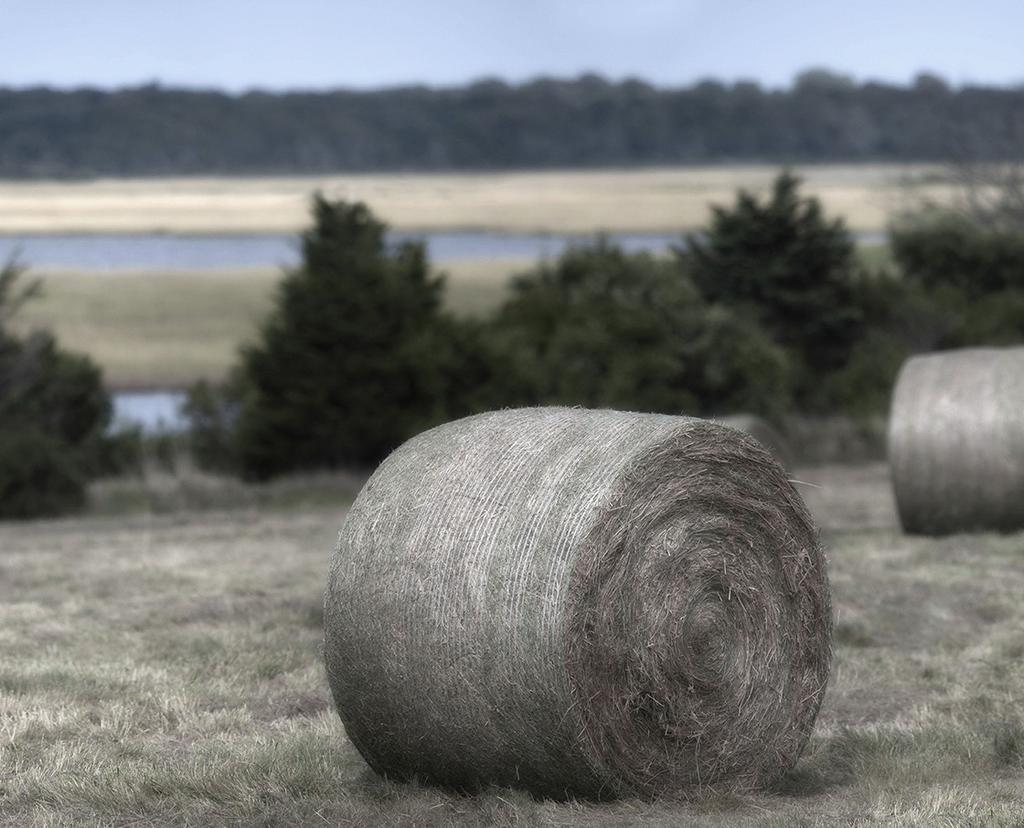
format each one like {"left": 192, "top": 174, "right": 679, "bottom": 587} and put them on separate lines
{"left": 230, "top": 196, "right": 482, "bottom": 479}
{"left": 684, "top": 172, "right": 864, "bottom": 407}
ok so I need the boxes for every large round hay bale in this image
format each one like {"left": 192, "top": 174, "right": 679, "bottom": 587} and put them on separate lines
{"left": 324, "top": 407, "right": 831, "bottom": 799}
{"left": 889, "top": 347, "right": 1024, "bottom": 535}
{"left": 713, "top": 414, "right": 795, "bottom": 468}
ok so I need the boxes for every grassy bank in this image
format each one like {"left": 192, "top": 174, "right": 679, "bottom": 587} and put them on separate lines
{"left": 12, "top": 268, "right": 278, "bottom": 389}
{"left": 0, "top": 163, "right": 943, "bottom": 235}
{"left": 2, "top": 464, "right": 1024, "bottom": 825}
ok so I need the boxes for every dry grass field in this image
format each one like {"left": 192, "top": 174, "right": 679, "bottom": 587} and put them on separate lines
{"left": 2, "top": 464, "right": 1024, "bottom": 825}
{"left": 11, "top": 268, "right": 278, "bottom": 390}
{"left": 0, "top": 164, "right": 947, "bottom": 235}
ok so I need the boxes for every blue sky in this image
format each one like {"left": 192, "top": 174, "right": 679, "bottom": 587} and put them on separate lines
{"left": 4, "top": 0, "right": 1023, "bottom": 91}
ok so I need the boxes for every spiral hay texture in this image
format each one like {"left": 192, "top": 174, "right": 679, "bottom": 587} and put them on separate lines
{"left": 889, "top": 347, "right": 1024, "bottom": 535}
{"left": 324, "top": 407, "right": 831, "bottom": 799}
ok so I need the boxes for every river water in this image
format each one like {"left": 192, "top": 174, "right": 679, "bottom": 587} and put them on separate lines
{"left": 0, "top": 231, "right": 690, "bottom": 270}
{"left": 112, "top": 391, "right": 189, "bottom": 434}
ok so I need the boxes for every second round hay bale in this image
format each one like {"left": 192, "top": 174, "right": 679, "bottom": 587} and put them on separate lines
{"left": 889, "top": 346, "right": 1024, "bottom": 535}
{"left": 324, "top": 407, "right": 832, "bottom": 799}
{"left": 713, "top": 413, "right": 795, "bottom": 468}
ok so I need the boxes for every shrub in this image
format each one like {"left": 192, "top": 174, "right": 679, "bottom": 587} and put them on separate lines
{"left": 183, "top": 377, "right": 242, "bottom": 474}
{"left": 0, "top": 260, "right": 117, "bottom": 517}
{"left": 487, "top": 237, "right": 792, "bottom": 417}
{"left": 889, "top": 210, "right": 1024, "bottom": 347}
{"left": 0, "top": 426, "right": 85, "bottom": 519}
{"left": 959, "top": 290, "right": 1024, "bottom": 344}
{"left": 820, "top": 271, "right": 959, "bottom": 417}
{"left": 86, "top": 423, "right": 144, "bottom": 479}
{"left": 0, "top": 330, "right": 112, "bottom": 455}
{"left": 890, "top": 209, "right": 1024, "bottom": 297}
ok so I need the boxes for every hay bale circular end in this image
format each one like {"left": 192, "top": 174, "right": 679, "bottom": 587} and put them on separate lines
{"left": 889, "top": 347, "right": 1024, "bottom": 535}
{"left": 324, "top": 407, "right": 831, "bottom": 799}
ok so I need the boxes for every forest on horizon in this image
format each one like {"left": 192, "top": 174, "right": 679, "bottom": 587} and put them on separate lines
{"left": 1, "top": 69, "right": 1022, "bottom": 178}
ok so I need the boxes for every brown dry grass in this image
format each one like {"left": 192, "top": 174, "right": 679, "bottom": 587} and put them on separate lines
{"left": 0, "top": 164, "right": 949, "bottom": 235}
{"left": 2, "top": 464, "right": 1024, "bottom": 825}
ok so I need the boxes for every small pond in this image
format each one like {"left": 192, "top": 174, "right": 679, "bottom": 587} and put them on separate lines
{"left": 112, "top": 391, "right": 188, "bottom": 434}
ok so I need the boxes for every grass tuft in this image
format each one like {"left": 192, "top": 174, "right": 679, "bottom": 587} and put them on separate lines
{"left": 991, "top": 720, "right": 1024, "bottom": 768}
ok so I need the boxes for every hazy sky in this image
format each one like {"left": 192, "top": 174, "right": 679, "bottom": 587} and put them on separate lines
{"left": 4, "top": 0, "right": 1023, "bottom": 91}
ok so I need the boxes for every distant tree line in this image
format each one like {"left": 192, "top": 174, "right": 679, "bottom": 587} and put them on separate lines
{"left": 1, "top": 70, "right": 1023, "bottom": 177}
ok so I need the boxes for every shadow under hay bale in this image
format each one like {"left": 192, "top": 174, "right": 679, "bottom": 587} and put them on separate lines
{"left": 888, "top": 347, "right": 1024, "bottom": 536}
{"left": 712, "top": 413, "right": 795, "bottom": 469}
{"left": 324, "top": 407, "right": 831, "bottom": 800}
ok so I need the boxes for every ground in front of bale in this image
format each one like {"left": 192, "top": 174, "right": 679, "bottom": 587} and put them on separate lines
{"left": 1, "top": 465, "right": 1024, "bottom": 825}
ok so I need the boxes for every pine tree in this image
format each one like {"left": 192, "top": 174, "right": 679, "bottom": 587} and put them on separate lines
{"left": 231, "top": 196, "right": 472, "bottom": 479}
{"left": 684, "top": 172, "right": 864, "bottom": 407}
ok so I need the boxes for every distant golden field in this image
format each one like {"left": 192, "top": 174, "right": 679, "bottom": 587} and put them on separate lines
{"left": 0, "top": 164, "right": 948, "bottom": 235}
